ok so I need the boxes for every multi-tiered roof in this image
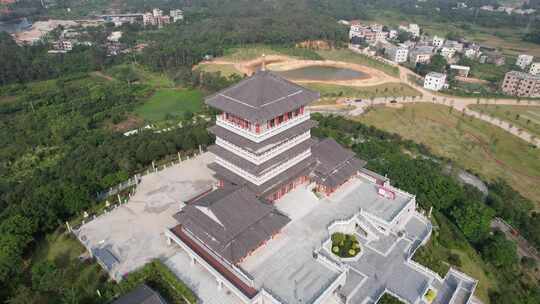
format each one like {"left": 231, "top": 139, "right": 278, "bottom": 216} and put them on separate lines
{"left": 205, "top": 70, "right": 319, "bottom": 123}
{"left": 206, "top": 70, "right": 320, "bottom": 197}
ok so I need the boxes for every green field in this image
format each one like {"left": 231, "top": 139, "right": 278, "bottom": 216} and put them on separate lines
{"left": 469, "top": 105, "right": 540, "bottom": 138}
{"left": 134, "top": 89, "right": 204, "bottom": 121}
{"left": 221, "top": 45, "right": 323, "bottom": 62}
{"left": 355, "top": 103, "right": 540, "bottom": 208}
{"left": 196, "top": 63, "right": 242, "bottom": 77}
{"left": 305, "top": 82, "right": 421, "bottom": 99}
{"left": 105, "top": 64, "right": 175, "bottom": 88}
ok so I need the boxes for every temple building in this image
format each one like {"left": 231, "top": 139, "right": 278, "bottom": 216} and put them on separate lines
{"left": 165, "top": 70, "right": 478, "bottom": 304}
{"left": 207, "top": 70, "right": 347, "bottom": 201}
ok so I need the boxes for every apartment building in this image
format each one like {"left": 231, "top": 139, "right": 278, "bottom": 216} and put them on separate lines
{"left": 530, "top": 62, "right": 540, "bottom": 76}
{"left": 516, "top": 54, "right": 534, "bottom": 69}
{"left": 501, "top": 70, "right": 540, "bottom": 97}
{"left": 385, "top": 46, "right": 409, "bottom": 63}
{"left": 409, "top": 46, "right": 434, "bottom": 64}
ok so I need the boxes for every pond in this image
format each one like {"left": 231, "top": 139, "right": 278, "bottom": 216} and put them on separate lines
{"left": 275, "top": 66, "right": 368, "bottom": 81}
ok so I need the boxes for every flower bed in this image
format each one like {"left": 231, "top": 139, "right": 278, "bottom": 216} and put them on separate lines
{"left": 331, "top": 232, "right": 361, "bottom": 258}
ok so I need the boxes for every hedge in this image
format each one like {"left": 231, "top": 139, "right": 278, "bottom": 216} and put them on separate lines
{"left": 108, "top": 260, "right": 197, "bottom": 304}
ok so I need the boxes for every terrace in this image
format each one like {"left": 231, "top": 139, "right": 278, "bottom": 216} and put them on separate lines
{"left": 239, "top": 176, "right": 418, "bottom": 304}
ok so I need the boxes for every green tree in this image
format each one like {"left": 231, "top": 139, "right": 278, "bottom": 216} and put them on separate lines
{"left": 481, "top": 231, "right": 518, "bottom": 268}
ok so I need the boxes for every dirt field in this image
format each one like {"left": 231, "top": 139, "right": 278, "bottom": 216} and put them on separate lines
{"left": 197, "top": 54, "right": 397, "bottom": 87}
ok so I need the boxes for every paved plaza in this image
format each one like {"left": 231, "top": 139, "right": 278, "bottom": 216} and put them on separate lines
{"left": 76, "top": 153, "right": 216, "bottom": 280}
{"left": 75, "top": 153, "right": 476, "bottom": 304}
{"left": 239, "top": 177, "right": 427, "bottom": 304}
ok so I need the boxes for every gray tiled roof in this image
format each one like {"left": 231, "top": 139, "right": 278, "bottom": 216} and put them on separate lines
{"left": 311, "top": 138, "right": 366, "bottom": 188}
{"left": 205, "top": 71, "right": 320, "bottom": 123}
{"left": 208, "top": 138, "right": 316, "bottom": 175}
{"left": 208, "top": 119, "right": 318, "bottom": 154}
{"left": 173, "top": 186, "right": 290, "bottom": 264}
{"left": 209, "top": 155, "right": 315, "bottom": 197}
{"left": 112, "top": 284, "right": 168, "bottom": 304}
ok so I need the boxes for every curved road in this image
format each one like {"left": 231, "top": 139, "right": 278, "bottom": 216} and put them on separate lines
{"left": 342, "top": 65, "right": 540, "bottom": 146}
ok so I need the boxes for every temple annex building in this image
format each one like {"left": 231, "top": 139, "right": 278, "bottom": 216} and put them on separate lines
{"left": 162, "top": 71, "right": 479, "bottom": 304}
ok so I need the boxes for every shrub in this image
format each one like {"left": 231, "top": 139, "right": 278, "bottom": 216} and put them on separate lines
{"left": 331, "top": 232, "right": 361, "bottom": 258}
{"left": 448, "top": 253, "right": 462, "bottom": 267}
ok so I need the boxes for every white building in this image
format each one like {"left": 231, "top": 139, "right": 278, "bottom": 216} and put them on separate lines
{"left": 516, "top": 54, "right": 534, "bottom": 69}
{"left": 424, "top": 72, "right": 447, "bottom": 91}
{"left": 432, "top": 36, "right": 445, "bottom": 48}
{"left": 463, "top": 47, "right": 481, "bottom": 59}
{"left": 170, "top": 9, "right": 184, "bottom": 22}
{"left": 450, "top": 65, "right": 471, "bottom": 77}
{"left": 409, "top": 23, "right": 420, "bottom": 37}
{"left": 152, "top": 8, "right": 163, "bottom": 17}
{"left": 530, "top": 63, "right": 540, "bottom": 76}
{"left": 107, "top": 31, "right": 123, "bottom": 42}
{"left": 399, "top": 23, "right": 420, "bottom": 37}
{"left": 370, "top": 23, "right": 383, "bottom": 32}
{"left": 440, "top": 47, "right": 456, "bottom": 59}
{"left": 388, "top": 29, "right": 398, "bottom": 39}
{"left": 385, "top": 46, "right": 409, "bottom": 63}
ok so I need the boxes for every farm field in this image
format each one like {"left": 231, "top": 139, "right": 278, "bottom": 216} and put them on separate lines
{"left": 469, "top": 105, "right": 540, "bottom": 138}
{"left": 355, "top": 103, "right": 540, "bottom": 207}
{"left": 134, "top": 89, "right": 204, "bottom": 122}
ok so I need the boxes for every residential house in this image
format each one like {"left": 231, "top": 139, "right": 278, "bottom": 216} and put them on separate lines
{"left": 424, "top": 72, "right": 447, "bottom": 91}
{"left": 432, "top": 35, "right": 445, "bottom": 48}
{"left": 449, "top": 65, "right": 471, "bottom": 77}
{"left": 516, "top": 54, "right": 534, "bottom": 70}
{"left": 440, "top": 46, "right": 456, "bottom": 59}
{"left": 530, "top": 62, "right": 540, "bottom": 76}
{"left": 170, "top": 9, "right": 184, "bottom": 22}
{"left": 409, "top": 46, "right": 434, "bottom": 64}
{"left": 385, "top": 46, "right": 409, "bottom": 63}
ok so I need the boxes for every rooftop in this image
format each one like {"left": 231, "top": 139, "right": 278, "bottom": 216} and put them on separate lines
{"left": 239, "top": 177, "right": 416, "bottom": 303}
{"left": 506, "top": 70, "right": 540, "bottom": 80}
{"left": 311, "top": 138, "right": 367, "bottom": 189}
{"left": 205, "top": 70, "right": 320, "bottom": 123}
{"left": 426, "top": 72, "right": 446, "bottom": 79}
{"left": 112, "top": 284, "right": 167, "bottom": 304}
{"left": 173, "top": 185, "right": 290, "bottom": 264}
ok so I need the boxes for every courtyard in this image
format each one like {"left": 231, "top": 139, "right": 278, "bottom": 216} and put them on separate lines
{"left": 75, "top": 153, "right": 216, "bottom": 281}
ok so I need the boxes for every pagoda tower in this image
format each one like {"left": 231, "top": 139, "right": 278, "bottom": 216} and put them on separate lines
{"left": 206, "top": 70, "right": 320, "bottom": 201}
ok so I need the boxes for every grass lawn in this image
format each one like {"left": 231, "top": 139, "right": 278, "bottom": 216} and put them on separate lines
{"left": 469, "top": 104, "right": 540, "bottom": 138}
{"left": 106, "top": 64, "right": 175, "bottom": 89}
{"left": 134, "top": 88, "right": 204, "bottom": 122}
{"left": 355, "top": 103, "right": 540, "bottom": 208}
{"left": 196, "top": 63, "right": 243, "bottom": 77}
{"left": 316, "top": 49, "right": 399, "bottom": 77}
{"left": 304, "top": 82, "right": 421, "bottom": 99}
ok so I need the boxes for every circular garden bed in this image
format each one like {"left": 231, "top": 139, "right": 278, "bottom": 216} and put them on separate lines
{"left": 331, "top": 232, "right": 361, "bottom": 258}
